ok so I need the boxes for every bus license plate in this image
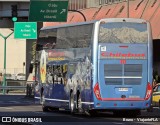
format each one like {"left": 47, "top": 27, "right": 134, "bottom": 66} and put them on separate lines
{"left": 119, "top": 88, "right": 128, "bottom": 91}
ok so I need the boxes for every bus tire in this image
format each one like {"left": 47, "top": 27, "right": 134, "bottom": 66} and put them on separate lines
{"left": 77, "top": 91, "right": 82, "bottom": 113}
{"left": 40, "top": 94, "right": 45, "bottom": 105}
{"left": 40, "top": 87, "right": 44, "bottom": 104}
{"left": 70, "top": 91, "right": 75, "bottom": 114}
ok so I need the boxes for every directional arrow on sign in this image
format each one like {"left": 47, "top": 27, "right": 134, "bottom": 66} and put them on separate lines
{"left": 60, "top": 9, "right": 66, "bottom": 14}
{"left": 14, "top": 22, "right": 37, "bottom": 39}
{"left": 29, "top": 0, "right": 68, "bottom": 22}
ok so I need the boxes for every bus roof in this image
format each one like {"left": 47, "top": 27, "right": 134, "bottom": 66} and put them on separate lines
{"left": 41, "top": 18, "right": 147, "bottom": 31}
{"left": 40, "top": 20, "right": 98, "bottom": 31}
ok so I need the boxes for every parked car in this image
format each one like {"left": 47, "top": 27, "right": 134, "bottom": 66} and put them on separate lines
{"left": 5, "top": 73, "right": 12, "bottom": 80}
{"left": 152, "top": 83, "right": 160, "bottom": 107}
{"left": 16, "top": 73, "right": 26, "bottom": 80}
{"left": 11, "top": 74, "right": 16, "bottom": 80}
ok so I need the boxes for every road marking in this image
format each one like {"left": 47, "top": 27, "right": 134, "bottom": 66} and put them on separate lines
{"left": 9, "top": 101, "right": 19, "bottom": 103}
{"left": 113, "top": 122, "right": 124, "bottom": 125}
{"left": 33, "top": 112, "right": 46, "bottom": 115}
{"left": 5, "top": 107, "right": 13, "bottom": 110}
{"left": 153, "top": 107, "right": 160, "bottom": 109}
{"left": 70, "top": 116, "right": 85, "bottom": 120}
{"left": 0, "top": 107, "right": 13, "bottom": 109}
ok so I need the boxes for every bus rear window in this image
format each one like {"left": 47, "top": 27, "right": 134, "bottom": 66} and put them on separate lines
{"left": 99, "top": 22, "right": 148, "bottom": 44}
{"left": 104, "top": 64, "right": 142, "bottom": 85}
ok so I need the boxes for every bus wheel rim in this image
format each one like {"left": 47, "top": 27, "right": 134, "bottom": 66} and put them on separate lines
{"left": 70, "top": 94, "right": 74, "bottom": 112}
{"left": 77, "top": 95, "right": 82, "bottom": 110}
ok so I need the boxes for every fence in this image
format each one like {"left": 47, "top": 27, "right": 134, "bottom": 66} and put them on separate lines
{"left": 0, "top": 68, "right": 24, "bottom": 74}
{"left": 68, "top": 0, "right": 127, "bottom": 10}
{"left": 0, "top": 80, "right": 35, "bottom": 97}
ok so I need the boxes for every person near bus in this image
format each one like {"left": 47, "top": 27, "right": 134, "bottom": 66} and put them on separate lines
{"left": 0, "top": 73, "right": 3, "bottom": 85}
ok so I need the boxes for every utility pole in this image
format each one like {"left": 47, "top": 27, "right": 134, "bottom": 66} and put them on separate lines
{"left": 0, "top": 31, "right": 13, "bottom": 94}
{"left": 68, "top": 10, "right": 86, "bottom": 21}
{"left": 127, "top": 0, "right": 129, "bottom": 18}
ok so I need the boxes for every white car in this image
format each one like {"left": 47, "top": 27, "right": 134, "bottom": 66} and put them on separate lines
{"left": 16, "top": 73, "right": 26, "bottom": 80}
{"left": 5, "top": 73, "right": 12, "bottom": 80}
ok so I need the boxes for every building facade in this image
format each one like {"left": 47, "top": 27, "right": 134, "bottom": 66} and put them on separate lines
{"left": 0, "top": 0, "right": 160, "bottom": 80}
{"left": 0, "top": 28, "right": 26, "bottom": 74}
{"left": 68, "top": 0, "right": 127, "bottom": 10}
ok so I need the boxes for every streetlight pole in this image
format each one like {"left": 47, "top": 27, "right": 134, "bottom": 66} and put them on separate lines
{"left": 68, "top": 10, "right": 86, "bottom": 21}
{"left": 0, "top": 31, "right": 13, "bottom": 94}
{"left": 127, "top": 0, "right": 129, "bottom": 18}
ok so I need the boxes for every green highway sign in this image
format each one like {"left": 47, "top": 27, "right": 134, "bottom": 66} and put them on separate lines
{"left": 14, "top": 22, "right": 37, "bottom": 39}
{"left": 29, "top": 0, "right": 68, "bottom": 22}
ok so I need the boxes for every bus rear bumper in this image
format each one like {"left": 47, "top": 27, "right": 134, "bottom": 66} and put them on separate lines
{"left": 92, "top": 100, "right": 151, "bottom": 110}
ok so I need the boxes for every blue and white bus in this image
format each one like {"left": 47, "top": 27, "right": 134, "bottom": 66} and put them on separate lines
{"left": 35, "top": 18, "right": 153, "bottom": 116}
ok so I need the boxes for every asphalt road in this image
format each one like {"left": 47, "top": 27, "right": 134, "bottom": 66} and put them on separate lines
{"left": 0, "top": 95, "right": 160, "bottom": 125}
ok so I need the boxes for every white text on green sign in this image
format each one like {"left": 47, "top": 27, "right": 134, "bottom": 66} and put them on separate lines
{"left": 29, "top": 0, "right": 68, "bottom": 22}
{"left": 14, "top": 22, "right": 37, "bottom": 39}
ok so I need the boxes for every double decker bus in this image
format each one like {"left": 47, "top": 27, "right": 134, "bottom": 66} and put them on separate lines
{"left": 35, "top": 18, "right": 153, "bottom": 116}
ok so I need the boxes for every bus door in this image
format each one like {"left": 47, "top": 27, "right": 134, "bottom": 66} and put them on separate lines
{"left": 97, "top": 43, "right": 148, "bottom": 101}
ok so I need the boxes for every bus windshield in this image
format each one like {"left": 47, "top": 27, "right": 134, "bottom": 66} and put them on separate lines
{"left": 99, "top": 22, "right": 148, "bottom": 43}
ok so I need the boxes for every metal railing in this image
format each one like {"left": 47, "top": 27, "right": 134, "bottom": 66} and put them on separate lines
{"left": 0, "top": 81, "right": 35, "bottom": 97}
{"left": 0, "top": 86, "right": 26, "bottom": 89}
{"left": 0, "top": 68, "right": 24, "bottom": 74}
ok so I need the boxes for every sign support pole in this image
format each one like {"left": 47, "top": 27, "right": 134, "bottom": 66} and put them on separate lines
{"left": 0, "top": 32, "right": 13, "bottom": 94}
{"left": 127, "top": 0, "right": 129, "bottom": 18}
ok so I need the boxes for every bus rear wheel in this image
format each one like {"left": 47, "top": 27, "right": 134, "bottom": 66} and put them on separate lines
{"left": 70, "top": 91, "right": 75, "bottom": 114}
{"left": 77, "top": 91, "right": 82, "bottom": 113}
{"left": 41, "top": 95, "right": 49, "bottom": 112}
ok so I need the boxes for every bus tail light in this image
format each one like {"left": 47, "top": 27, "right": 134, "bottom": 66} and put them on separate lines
{"left": 94, "top": 83, "right": 102, "bottom": 100}
{"left": 145, "top": 82, "right": 152, "bottom": 100}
